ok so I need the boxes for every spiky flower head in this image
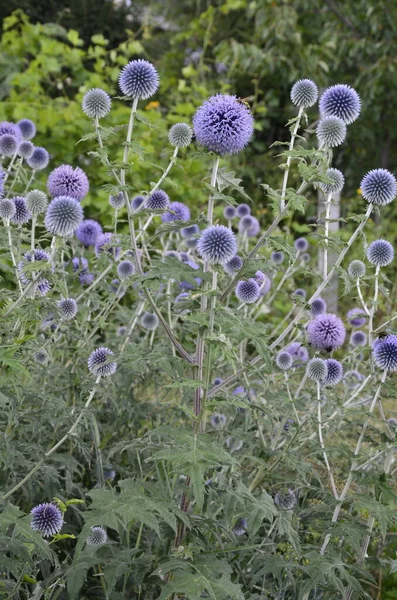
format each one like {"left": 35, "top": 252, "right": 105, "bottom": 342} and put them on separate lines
{"left": 0, "top": 121, "right": 22, "bottom": 141}
{"left": 10, "top": 196, "right": 31, "bottom": 224}
{"left": 306, "top": 358, "right": 327, "bottom": 382}
{"left": 294, "top": 237, "right": 308, "bottom": 252}
{"left": 274, "top": 489, "right": 297, "bottom": 510}
{"left": 360, "top": 169, "right": 396, "bottom": 206}
{"left": 119, "top": 59, "right": 159, "bottom": 99}
{"left": 367, "top": 239, "right": 394, "bottom": 267}
{"left": 232, "top": 518, "right": 248, "bottom": 536}
{"left": 18, "top": 140, "right": 34, "bottom": 159}
{"left": 350, "top": 330, "right": 367, "bottom": 347}
{"left": 94, "top": 232, "right": 121, "bottom": 259}
{"left": 348, "top": 260, "right": 366, "bottom": 279}
{"left": 290, "top": 79, "right": 318, "bottom": 108}
{"left": 141, "top": 312, "right": 159, "bottom": 331}
{"left": 25, "top": 190, "right": 48, "bottom": 216}
{"left": 223, "top": 205, "right": 236, "bottom": 219}
{"left": 238, "top": 214, "right": 255, "bottom": 232}
{"left": 47, "top": 165, "right": 89, "bottom": 201}
{"left": 310, "top": 297, "right": 327, "bottom": 317}
{"left": 373, "top": 335, "right": 397, "bottom": 371}
{"left": 146, "top": 189, "right": 170, "bottom": 210}
{"left": 82, "top": 88, "right": 111, "bottom": 119}
{"left": 0, "top": 134, "right": 18, "bottom": 156}
{"left": 307, "top": 313, "right": 346, "bottom": 351}
{"left": 117, "top": 259, "right": 135, "bottom": 279}
{"left": 168, "top": 122, "right": 193, "bottom": 147}
{"left": 181, "top": 224, "right": 199, "bottom": 238}
{"left": 210, "top": 413, "right": 227, "bottom": 429}
{"left": 271, "top": 251, "right": 284, "bottom": 265}
{"left": 255, "top": 270, "right": 272, "bottom": 296}
{"left": 109, "top": 192, "right": 125, "bottom": 209}
{"left": 193, "top": 94, "right": 254, "bottom": 155}
{"left": 0, "top": 198, "right": 16, "bottom": 221}
{"left": 131, "top": 195, "right": 145, "bottom": 210}
{"left": 30, "top": 503, "right": 63, "bottom": 537}
{"left": 246, "top": 216, "right": 260, "bottom": 237}
{"left": 86, "top": 526, "right": 107, "bottom": 547}
{"left": 72, "top": 256, "right": 88, "bottom": 272}
{"left": 88, "top": 347, "right": 117, "bottom": 377}
{"left": 197, "top": 224, "right": 237, "bottom": 264}
{"left": 27, "top": 147, "right": 49, "bottom": 170}
{"left": 319, "top": 84, "right": 361, "bottom": 124}
{"left": 17, "top": 118, "right": 36, "bottom": 140}
{"left": 347, "top": 308, "right": 366, "bottom": 327}
{"left": 316, "top": 117, "right": 347, "bottom": 148}
{"left": 162, "top": 201, "right": 190, "bottom": 222}
{"left": 79, "top": 272, "right": 95, "bottom": 286}
{"left": 34, "top": 350, "right": 48, "bottom": 365}
{"left": 323, "top": 358, "right": 343, "bottom": 386}
{"left": 285, "top": 342, "right": 309, "bottom": 364}
{"left": 236, "top": 203, "right": 251, "bottom": 218}
{"left": 224, "top": 254, "right": 243, "bottom": 276}
{"left": 293, "top": 288, "right": 306, "bottom": 299}
{"left": 57, "top": 298, "right": 78, "bottom": 320}
{"left": 276, "top": 351, "right": 293, "bottom": 370}
{"left": 45, "top": 196, "right": 84, "bottom": 236}
{"left": 18, "top": 249, "right": 51, "bottom": 285}
{"left": 235, "top": 279, "right": 260, "bottom": 304}
{"left": 213, "top": 377, "right": 223, "bottom": 386}
{"left": 320, "top": 168, "right": 345, "bottom": 194}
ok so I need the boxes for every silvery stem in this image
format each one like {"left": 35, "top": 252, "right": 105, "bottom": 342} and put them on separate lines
{"left": 323, "top": 191, "right": 333, "bottom": 279}
{"left": 280, "top": 106, "right": 304, "bottom": 210}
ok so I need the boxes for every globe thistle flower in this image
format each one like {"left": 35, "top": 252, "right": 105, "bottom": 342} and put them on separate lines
{"left": 294, "top": 237, "right": 308, "bottom": 252}
{"left": 387, "top": 417, "right": 397, "bottom": 429}
{"left": 360, "top": 169, "right": 396, "bottom": 206}
{"left": 223, "top": 205, "right": 236, "bottom": 220}
{"left": 301, "top": 253, "right": 311, "bottom": 264}
{"left": 79, "top": 271, "right": 95, "bottom": 286}
{"left": 47, "top": 165, "right": 89, "bottom": 201}
{"left": 94, "top": 233, "right": 121, "bottom": 259}
{"left": 367, "top": 239, "right": 394, "bottom": 267}
{"left": 197, "top": 224, "right": 237, "bottom": 264}
{"left": 290, "top": 78, "right": 318, "bottom": 108}
{"left": 255, "top": 271, "right": 272, "bottom": 296}
{"left": 82, "top": 88, "right": 111, "bottom": 119}
{"left": 283, "top": 418, "right": 294, "bottom": 432}
{"left": 0, "top": 168, "right": 4, "bottom": 196}
{"left": 224, "top": 255, "right": 243, "bottom": 276}
{"left": 316, "top": 117, "right": 347, "bottom": 148}
{"left": 246, "top": 216, "right": 260, "bottom": 237}
{"left": 373, "top": 335, "right": 397, "bottom": 371}
{"left": 232, "top": 518, "right": 247, "bottom": 536}
{"left": 193, "top": 94, "right": 254, "bottom": 155}
{"left": 117, "top": 259, "right": 135, "bottom": 279}
{"left": 162, "top": 201, "right": 190, "bottom": 222}
{"left": 310, "top": 297, "right": 327, "bottom": 317}
{"left": 34, "top": 350, "right": 48, "bottom": 365}
{"left": 117, "top": 326, "right": 127, "bottom": 337}
{"left": 238, "top": 215, "right": 255, "bottom": 233}
{"left": 0, "top": 134, "right": 18, "bottom": 156}
{"left": 348, "top": 260, "right": 366, "bottom": 279}
{"left": 131, "top": 195, "right": 145, "bottom": 210}
{"left": 141, "top": 312, "right": 159, "bottom": 331}
{"left": 350, "top": 330, "right": 367, "bottom": 347}
{"left": 274, "top": 489, "right": 297, "bottom": 510}
{"left": 17, "top": 118, "right": 36, "bottom": 140}
{"left": 319, "top": 168, "right": 345, "bottom": 194}
{"left": 226, "top": 437, "right": 243, "bottom": 452}
{"left": 306, "top": 358, "right": 328, "bottom": 382}
{"left": 168, "top": 123, "right": 193, "bottom": 147}
{"left": 307, "top": 313, "right": 346, "bottom": 351}
{"left": 235, "top": 279, "right": 260, "bottom": 304}
{"left": 86, "top": 526, "right": 107, "bottom": 547}
{"left": 88, "top": 347, "right": 117, "bottom": 377}
{"left": 322, "top": 358, "right": 343, "bottom": 386}
{"left": 0, "top": 198, "right": 16, "bottom": 221}
{"left": 276, "top": 351, "right": 293, "bottom": 370}
{"left": 45, "top": 196, "right": 84, "bottom": 236}
{"left": 58, "top": 298, "right": 78, "bottom": 320}
{"left": 285, "top": 342, "right": 309, "bottom": 364}
{"left": 236, "top": 203, "right": 251, "bottom": 218}
{"left": 109, "top": 192, "right": 125, "bottom": 209}
{"left": 179, "top": 225, "right": 198, "bottom": 240}
{"left": 27, "top": 147, "right": 49, "bottom": 171}
{"left": 271, "top": 251, "right": 284, "bottom": 265}
{"left": 25, "top": 190, "right": 48, "bottom": 215}
{"left": 293, "top": 288, "right": 306, "bottom": 299}
{"left": 72, "top": 256, "right": 88, "bottom": 272}
{"left": 18, "top": 140, "right": 34, "bottom": 159}
{"left": 210, "top": 413, "right": 227, "bottom": 429}
{"left": 175, "top": 292, "right": 190, "bottom": 303}
{"left": 213, "top": 377, "right": 223, "bottom": 386}
{"left": 30, "top": 503, "right": 63, "bottom": 537}
{"left": 10, "top": 196, "right": 31, "bottom": 224}
{"left": 319, "top": 84, "right": 361, "bottom": 124}
{"left": 119, "top": 59, "right": 159, "bottom": 99}
{"left": 75, "top": 220, "right": 102, "bottom": 248}
{"left": 347, "top": 308, "right": 366, "bottom": 327}
{"left": 18, "top": 249, "right": 51, "bottom": 285}
{"left": 0, "top": 121, "right": 22, "bottom": 142}
{"left": 146, "top": 189, "right": 170, "bottom": 210}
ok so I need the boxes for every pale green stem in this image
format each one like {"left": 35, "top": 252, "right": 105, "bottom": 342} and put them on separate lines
{"left": 119, "top": 301, "right": 145, "bottom": 355}
{"left": 3, "top": 151, "right": 18, "bottom": 184}
{"left": 24, "top": 171, "right": 36, "bottom": 194}
{"left": 317, "top": 382, "right": 339, "bottom": 499}
{"left": 4, "top": 219, "right": 22, "bottom": 293}
{"left": 368, "top": 265, "right": 380, "bottom": 351}
{"left": 280, "top": 106, "right": 304, "bottom": 211}
{"left": 323, "top": 191, "right": 332, "bottom": 279}
{"left": 284, "top": 372, "right": 300, "bottom": 425}
{"left": 356, "top": 278, "right": 370, "bottom": 317}
{"left": 207, "top": 156, "right": 220, "bottom": 226}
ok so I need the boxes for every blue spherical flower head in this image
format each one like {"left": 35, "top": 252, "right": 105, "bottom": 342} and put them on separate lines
{"left": 317, "top": 117, "right": 347, "bottom": 148}
{"left": 0, "top": 134, "right": 18, "bottom": 156}
{"left": 82, "top": 88, "right": 111, "bottom": 119}
{"left": 285, "top": 342, "right": 309, "bottom": 365}
{"left": 294, "top": 237, "right": 308, "bottom": 252}
{"left": 348, "top": 260, "right": 366, "bottom": 279}
{"left": 255, "top": 271, "right": 271, "bottom": 296}
{"left": 95, "top": 233, "right": 121, "bottom": 259}
{"left": 17, "top": 119, "right": 36, "bottom": 140}
{"left": 58, "top": 298, "right": 78, "bottom": 320}
{"left": 373, "top": 335, "right": 397, "bottom": 371}
{"left": 319, "top": 84, "right": 361, "bottom": 124}
{"left": 131, "top": 195, "right": 145, "bottom": 210}
{"left": 310, "top": 297, "right": 327, "bottom": 317}
{"left": 79, "top": 271, "right": 95, "bottom": 286}
{"left": 290, "top": 79, "right": 318, "bottom": 108}
{"left": 235, "top": 279, "right": 260, "bottom": 303}
{"left": 350, "top": 330, "right": 367, "bottom": 347}
{"left": 72, "top": 256, "right": 88, "bottom": 272}
{"left": 0, "top": 198, "right": 16, "bottom": 221}
{"left": 246, "top": 216, "right": 260, "bottom": 237}
{"left": 181, "top": 224, "right": 199, "bottom": 238}
{"left": 271, "top": 251, "right": 284, "bottom": 265}
{"left": 276, "top": 351, "right": 293, "bottom": 370}
{"left": 193, "top": 94, "right": 254, "bottom": 155}
{"left": 168, "top": 123, "right": 193, "bottom": 148}
{"left": 274, "top": 489, "right": 297, "bottom": 510}
{"left": 232, "top": 518, "right": 248, "bottom": 536}
{"left": 25, "top": 190, "right": 48, "bottom": 215}
{"left": 10, "top": 196, "right": 31, "bottom": 224}
{"left": 197, "top": 224, "right": 237, "bottom": 264}
{"left": 47, "top": 165, "right": 89, "bottom": 201}
{"left": 320, "top": 168, "right": 345, "bottom": 194}
{"left": 323, "top": 358, "right": 343, "bottom": 386}
{"left": 307, "top": 313, "right": 346, "bottom": 351}
{"left": 76, "top": 219, "right": 103, "bottom": 246}
{"left": 0, "top": 121, "right": 22, "bottom": 142}
{"left": 86, "top": 526, "right": 107, "bottom": 547}
{"left": 210, "top": 413, "right": 227, "bottom": 429}
{"left": 161, "top": 201, "right": 190, "bottom": 222}
{"left": 360, "top": 169, "right": 396, "bottom": 206}
{"left": 30, "top": 503, "right": 63, "bottom": 537}
{"left": 117, "top": 259, "right": 135, "bottom": 279}
{"left": 223, "top": 205, "right": 236, "bottom": 219}
{"left": 88, "top": 347, "right": 117, "bottom": 377}
{"left": 45, "top": 196, "right": 84, "bottom": 236}
{"left": 18, "top": 140, "right": 34, "bottom": 159}
{"left": 306, "top": 358, "right": 327, "bottom": 382}
{"left": 292, "top": 288, "right": 306, "bottom": 299}
{"left": 146, "top": 189, "right": 170, "bottom": 210}
{"left": 347, "top": 308, "right": 366, "bottom": 327}
{"left": 238, "top": 214, "right": 255, "bottom": 233}
{"left": 109, "top": 192, "right": 125, "bottom": 209}
{"left": 367, "top": 239, "right": 394, "bottom": 267}
{"left": 224, "top": 254, "right": 243, "bottom": 276}
{"left": 236, "top": 203, "right": 251, "bottom": 218}
{"left": 213, "top": 377, "right": 223, "bottom": 386}
{"left": 119, "top": 59, "right": 159, "bottom": 99}
{"left": 141, "top": 312, "right": 159, "bottom": 331}
{"left": 18, "top": 249, "right": 50, "bottom": 285}
{"left": 27, "top": 147, "right": 49, "bottom": 171}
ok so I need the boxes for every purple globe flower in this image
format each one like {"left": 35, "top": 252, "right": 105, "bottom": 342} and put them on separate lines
{"left": 316, "top": 117, "right": 346, "bottom": 148}
{"left": 285, "top": 342, "right": 309, "bottom": 364}
{"left": 322, "top": 358, "right": 343, "bottom": 386}
{"left": 373, "top": 335, "right": 397, "bottom": 371}
{"left": 236, "top": 203, "right": 251, "bottom": 218}
{"left": 181, "top": 224, "right": 200, "bottom": 238}
{"left": 271, "top": 251, "right": 284, "bottom": 265}
{"left": 36, "top": 279, "right": 51, "bottom": 296}
{"left": 293, "top": 288, "right": 306, "bottom": 299}
{"left": 348, "top": 260, "right": 366, "bottom": 279}
{"left": 30, "top": 503, "right": 63, "bottom": 537}
{"left": 86, "top": 526, "right": 107, "bottom": 547}
{"left": 141, "top": 312, "right": 159, "bottom": 331}
{"left": 131, "top": 195, "right": 145, "bottom": 210}
{"left": 0, "top": 198, "right": 16, "bottom": 221}
{"left": 146, "top": 189, "right": 170, "bottom": 210}
{"left": 95, "top": 233, "right": 121, "bottom": 259}
{"left": 319, "top": 84, "right": 361, "bottom": 124}
{"left": 168, "top": 123, "right": 193, "bottom": 148}
{"left": 79, "top": 271, "right": 95, "bottom": 286}
{"left": 58, "top": 298, "right": 78, "bottom": 320}
{"left": 197, "top": 224, "right": 237, "bottom": 264}
{"left": 117, "top": 259, "right": 135, "bottom": 279}
{"left": 17, "top": 119, "right": 36, "bottom": 140}
{"left": 223, "top": 205, "right": 236, "bottom": 219}
{"left": 276, "top": 351, "right": 293, "bottom": 370}
{"left": 161, "top": 201, "right": 190, "bottom": 222}
{"left": 294, "top": 237, "right": 308, "bottom": 252}
{"left": 274, "top": 489, "right": 297, "bottom": 510}
{"left": 193, "top": 94, "right": 254, "bottom": 155}
{"left": 10, "top": 196, "right": 31, "bottom": 224}
{"left": 306, "top": 358, "right": 328, "bottom": 382}
{"left": 310, "top": 297, "right": 327, "bottom": 316}
{"left": 76, "top": 219, "right": 103, "bottom": 247}
{"left": 0, "top": 121, "right": 22, "bottom": 142}
{"left": 82, "top": 88, "right": 111, "bottom": 119}
{"left": 0, "top": 134, "right": 18, "bottom": 156}
{"left": 360, "top": 169, "right": 396, "bottom": 206}
{"left": 27, "top": 147, "right": 49, "bottom": 170}
{"left": 119, "top": 59, "right": 159, "bottom": 99}
{"left": 232, "top": 518, "right": 248, "bottom": 536}
{"left": 88, "top": 347, "right": 117, "bottom": 377}
{"left": 319, "top": 168, "right": 345, "bottom": 194}
{"left": 18, "top": 140, "right": 34, "bottom": 159}
{"left": 347, "top": 308, "right": 366, "bottom": 327}
{"left": 45, "top": 196, "right": 84, "bottom": 236}
{"left": 307, "top": 313, "right": 346, "bottom": 351}
{"left": 213, "top": 377, "right": 223, "bottom": 386}
{"left": 224, "top": 254, "right": 243, "bottom": 276}
{"left": 18, "top": 249, "right": 50, "bottom": 284}
{"left": 350, "top": 330, "right": 367, "bottom": 347}
{"left": 246, "top": 216, "right": 260, "bottom": 237}
{"left": 238, "top": 215, "right": 255, "bottom": 233}
{"left": 47, "top": 165, "right": 89, "bottom": 201}
{"left": 255, "top": 271, "right": 271, "bottom": 296}
{"left": 109, "top": 192, "right": 125, "bottom": 209}
{"left": 72, "top": 256, "right": 88, "bottom": 272}
{"left": 367, "top": 239, "right": 394, "bottom": 267}
{"left": 210, "top": 413, "right": 227, "bottom": 429}
{"left": 290, "top": 79, "right": 318, "bottom": 108}
{"left": 235, "top": 279, "right": 260, "bottom": 303}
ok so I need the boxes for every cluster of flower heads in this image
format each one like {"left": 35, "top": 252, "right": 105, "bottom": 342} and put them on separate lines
{"left": 0, "top": 120, "right": 49, "bottom": 169}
